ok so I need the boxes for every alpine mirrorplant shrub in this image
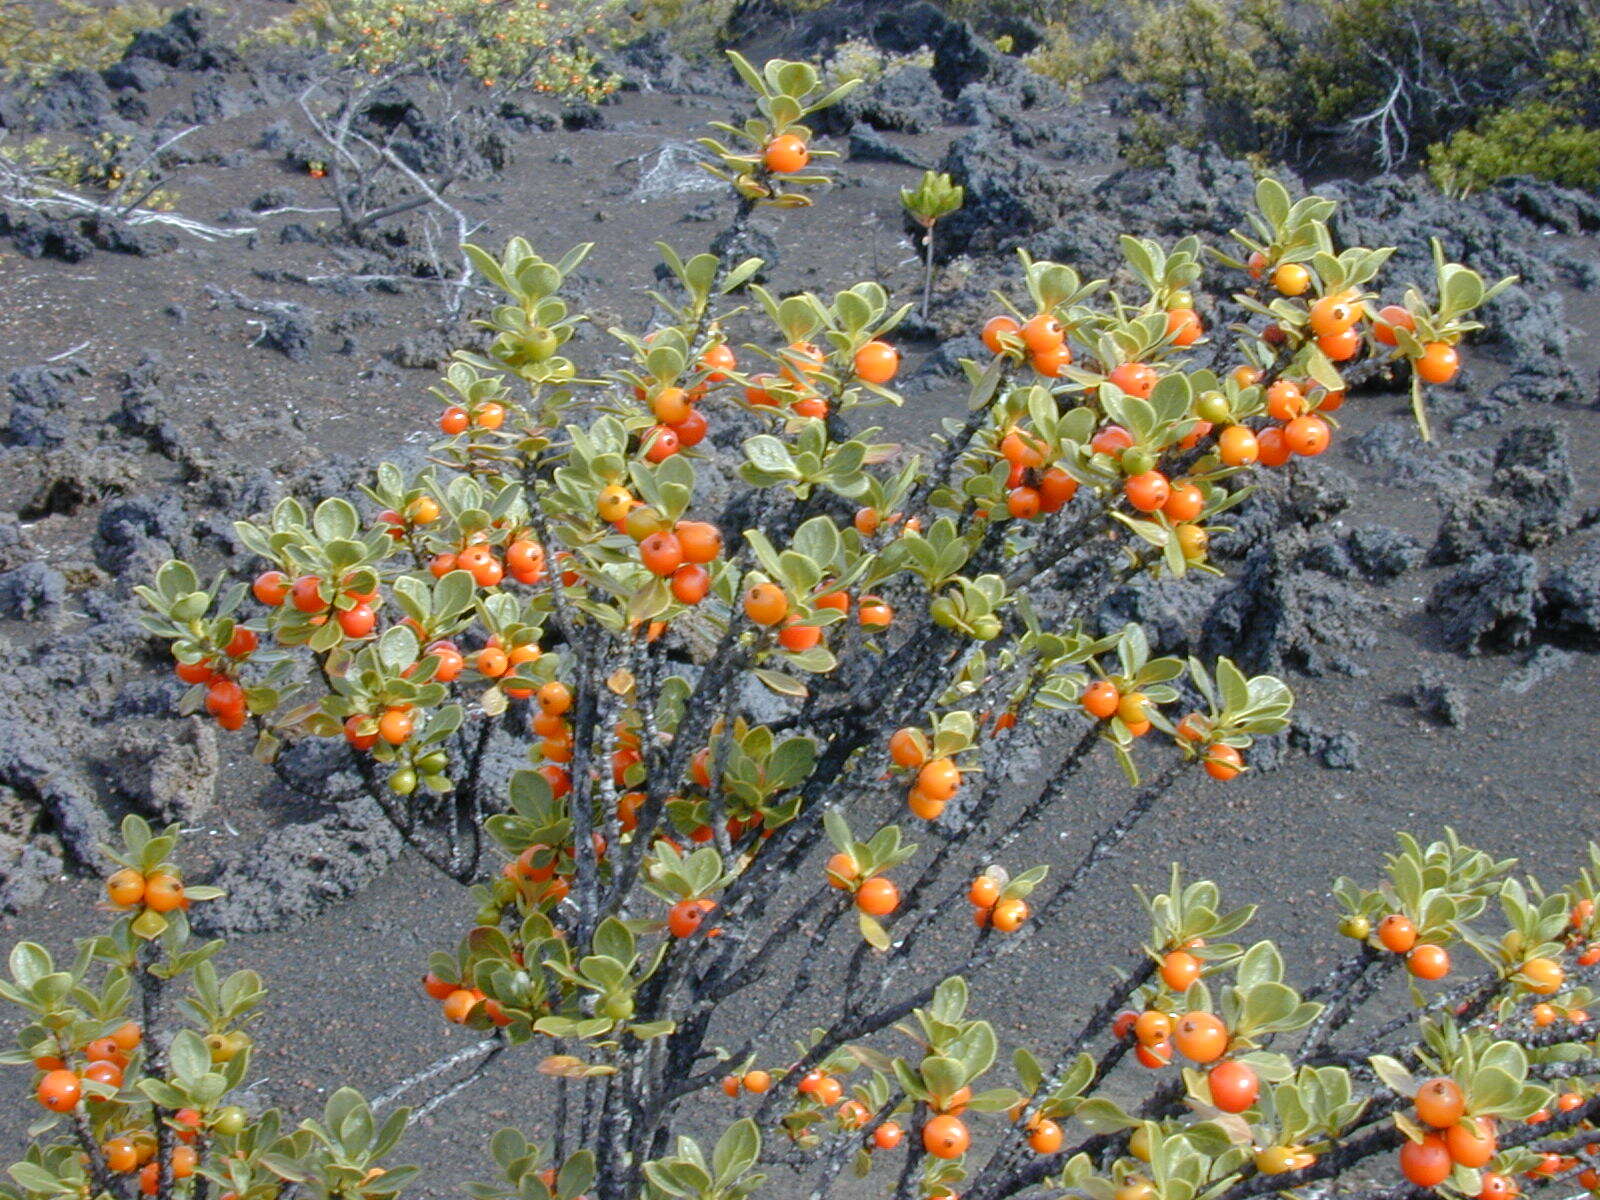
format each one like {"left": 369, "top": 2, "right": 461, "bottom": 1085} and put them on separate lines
{"left": 0, "top": 47, "right": 1544, "bottom": 1200}
{"left": 0, "top": 816, "right": 415, "bottom": 1200}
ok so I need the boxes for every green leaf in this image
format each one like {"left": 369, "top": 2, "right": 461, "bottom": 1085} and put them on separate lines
{"left": 1256, "top": 178, "right": 1291, "bottom": 230}
{"left": 712, "top": 1119, "right": 760, "bottom": 1183}
{"left": 859, "top": 912, "right": 890, "bottom": 950}
{"left": 8, "top": 944, "right": 49, "bottom": 989}
{"left": 168, "top": 1029, "right": 210, "bottom": 1082}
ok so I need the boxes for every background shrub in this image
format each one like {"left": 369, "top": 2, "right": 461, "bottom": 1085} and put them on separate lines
{"left": 0, "top": 0, "right": 172, "bottom": 83}
{"left": 986, "top": 0, "right": 1600, "bottom": 185}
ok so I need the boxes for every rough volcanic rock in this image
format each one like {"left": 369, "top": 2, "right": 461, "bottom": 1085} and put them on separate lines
{"left": 849, "top": 126, "right": 933, "bottom": 168}
{"left": 106, "top": 719, "right": 219, "bottom": 823}
{"left": 1431, "top": 425, "right": 1574, "bottom": 563}
{"left": 3, "top": 68, "right": 115, "bottom": 132}
{"left": 1431, "top": 552, "right": 1541, "bottom": 653}
{"left": 936, "top": 129, "right": 1067, "bottom": 257}
{"left": 0, "top": 563, "right": 67, "bottom": 622}
{"left": 122, "top": 6, "right": 240, "bottom": 73}
{"left": 193, "top": 798, "right": 405, "bottom": 935}
{"left": 1410, "top": 669, "right": 1468, "bottom": 726}
{"left": 1201, "top": 534, "right": 1381, "bottom": 676}
{"left": 1541, "top": 537, "right": 1600, "bottom": 647}
{"left": 0, "top": 782, "right": 63, "bottom": 913}
{"left": 821, "top": 67, "right": 950, "bottom": 135}
{"left": 1289, "top": 719, "right": 1361, "bottom": 769}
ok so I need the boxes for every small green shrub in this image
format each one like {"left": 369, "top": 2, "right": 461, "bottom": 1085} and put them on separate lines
{"left": 1427, "top": 34, "right": 1600, "bottom": 193}
{"left": 255, "top": 0, "right": 623, "bottom": 102}
{"left": 821, "top": 37, "right": 934, "bottom": 88}
{"left": 0, "top": 132, "right": 179, "bottom": 209}
{"left": 1120, "top": 0, "right": 1298, "bottom": 164}
{"left": 1009, "top": 0, "right": 1600, "bottom": 185}
{"left": 1428, "top": 103, "right": 1600, "bottom": 194}
{"left": 622, "top": 0, "right": 738, "bottom": 57}
{"left": 1020, "top": 17, "right": 1118, "bottom": 102}
{"left": 0, "top": 0, "right": 172, "bottom": 83}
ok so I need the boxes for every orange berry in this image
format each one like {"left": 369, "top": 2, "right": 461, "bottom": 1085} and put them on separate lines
{"left": 1030, "top": 343, "right": 1071, "bottom": 377}
{"left": 778, "top": 620, "right": 822, "bottom": 652}
{"left": 1308, "top": 295, "right": 1360, "bottom": 338}
{"left": 1020, "top": 314, "right": 1065, "bottom": 356}
{"left": 857, "top": 596, "right": 892, "bottom": 627}
{"left": 106, "top": 868, "right": 146, "bottom": 908}
{"left": 991, "top": 897, "right": 1029, "bottom": 931}
{"left": 1217, "top": 425, "right": 1259, "bottom": 466}
{"left": 1038, "top": 467, "right": 1077, "bottom": 510}
{"left": 1082, "top": 680, "right": 1120, "bottom": 720}
{"left": 1399, "top": 1134, "right": 1452, "bottom": 1188}
{"left": 252, "top": 570, "right": 290, "bottom": 606}
{"left": 1166, "top": 307, "right": 1202, "bottom": 346}
{"left": 763, "top": 134, "right": 809, "bottom": 173}
{"left": 743, "top": 582, "right": 788, "bottom": 626}
{"left": 670, "top": 563, "right": 711, "bottom": 605}
{"left": 982, "top": 315, "right": 1020, "bottom": 354}
{"left": 442, "top": 989, "right": 478, "bottom": 1024}
{"left": 968, "top": 875, "right": 1001, "bottom": 909}
{"left": 1108, "top": 362, "right": 1158, "bottom": 399}
{"left": 1377, "top": 913, "right": 1416, "bottom": 953}
{"left": 1266, "top": 380, "right": 1304, "bottom": 422}
{"left": 1028, "top": 1118, "right": 1064, "bottom": 1154}
{"left": 923, "top": 1114, "right": 970, "bottom": 1159}
{"left": 856, "top": 876, "right": 899, "bottom": 916}
{"left": 1521, "top": 957, "right": 1564, "bottom": 995}
{"left": 1407, "top": 944, "right": 1451, "bottom": 980}
{"left": 675, "top": 521, "right": 723, "bottom": 564}
{"left": 1256, "top": 425, "right": 1292, "bottom": 468}
{"left": 1374, "top": 304, "right": 1415, "bottom": 346}
{"left": 1124, "top": 471, "right": 1170, "bottom": 513}
{"left": 1415, "top": 1078, "right": 1465, "bottom": 1128}
{"left": 36, "top": 1069, "right": 81, "bottom": 1112}
{"left": 854, "top": 341, "right": 899, "bottom": 384}
{"left": 639, "top": 531, "right": 685, "bottom": 578}
{"left": 1134, "top": 1010, "right": 1173, "bottom": 1046}
{"left": 1272, "top": 263, "right": 1311, "bottom": 296}
{"left": 143, "top": 873, "right": 184, "bottom": 913}
{"left": 1160, "top": 950, "right": 1201, "bottom": 991}
{"left": 1203, "top": 744, "right": 1243, "bottom": 781}
{"left": 916, "top": 758, "right": 961, "bottom": 801}
{"left": 1318, "top": 326, "right": 1362, "bottom": 361}
{"left": 651, "top": 387, "right": 692, "bottom": 425}
{"left": 1448, "top": 1118, "right": 1498, "bottom": 1169}
{"left": 1172, "top": 1011, "right": 1228, "bottom": 1063}
{"left": 378, "top": 709, "right": 413, "bottom": 746}
{"left": 825, "top": 852, "right": 858, "bottom": 890}
{"left": 643, "top": 426, "right": 681, "bottom": 463}
{"left": 1416, "top": 342, "right": 1460, "bottom": 384}
{"left": 888, "top": 728, "right": 926, "bottom": 768}
{"left": 104, "top": 1137, "right": 139, "bottom": 1173}
{"left": 1208, "top": 1060, "right": 1259, "bottom": 1113}
{"left": 1284, "top": 414, "right": 1331, "bottom": 457}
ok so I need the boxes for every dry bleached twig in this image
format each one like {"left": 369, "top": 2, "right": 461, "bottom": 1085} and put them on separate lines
{"left": 0, "top": 127, "right": 255, "bottom": 242}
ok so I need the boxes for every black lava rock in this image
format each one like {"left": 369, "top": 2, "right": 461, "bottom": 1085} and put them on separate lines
{"left": 1431, "top": 552, "right": 1541, "bottom": 653}
{"left": 1431, "top": 425, "right": 1574, "bottom": 563}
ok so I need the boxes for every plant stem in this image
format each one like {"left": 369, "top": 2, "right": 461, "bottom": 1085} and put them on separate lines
{"left": 921, "top": 222, "right": 936, "bottom": 322}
